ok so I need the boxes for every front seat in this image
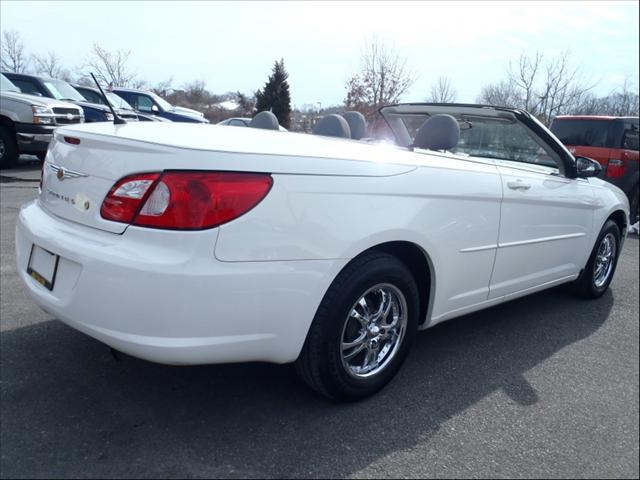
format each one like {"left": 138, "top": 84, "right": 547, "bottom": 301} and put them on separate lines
{"left": 249, "top": 111, "right": 280, "bottom": 130}
{"left": 413, "top": 114, "right": 460, "bottom": 151}
{"left": 312, "top": 114, "right": 351, "bottom": 138}
{"left": 342, "top": 111, "right": 368, "bottom": 140}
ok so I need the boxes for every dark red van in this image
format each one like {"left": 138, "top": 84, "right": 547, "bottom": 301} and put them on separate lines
{"left": 550, "top": 116, "right": 639, "bottom": 221}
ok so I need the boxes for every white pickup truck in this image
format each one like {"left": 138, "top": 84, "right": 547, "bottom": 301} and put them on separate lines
{"left": 0, "top": 73, "right": 84, "bottom": 168}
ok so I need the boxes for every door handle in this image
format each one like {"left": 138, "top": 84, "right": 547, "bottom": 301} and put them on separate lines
{"left": 507, "top": 180, "right": 531, "bottom": 191}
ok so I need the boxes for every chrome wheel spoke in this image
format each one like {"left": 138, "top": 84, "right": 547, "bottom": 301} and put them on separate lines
{"left": 379, "top": 318, "right": 398, "bottom": 337}
{"left": 350, "top": 309, "right": 368, "bottom": 328}
{"left": 379, "top": 294, "right": 393, "bottom": 323}
{"left": 342, "top": 331, "right": 367, "bottom": 351}
{"left": 593, "top": 233, "right": 617, "bottom": 288}
{"left": 358, "top": 297, "right": 372, "bottom": 319}
{"left": 343, "top": 342, "right": 367, "bottom": 361}
{"left": 340, "top": 283, "right": 408, "bottom": 379}
{"left": 371, "top": 290, "right": 390, "bottom": 321}
{"left": 361, "top": 347, "right": 378, "bottom": 373}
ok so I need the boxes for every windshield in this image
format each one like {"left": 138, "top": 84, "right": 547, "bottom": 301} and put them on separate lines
{"left": 148, "top": 91, "right": 173, "bottom": 111}
{"left": 106, "top": 91, "right": 133, "bottom": 110}
{"left": 0, "top": 74, "right": 20, "bottom": 92}
{"left": 550, "top": 119, "right": 614, "bottom": 148}
{"left": 379, "top": 104, "right": 560, "bottom": 169}
{"left": 43, "top": 80, "right": 85, "bottom": 101}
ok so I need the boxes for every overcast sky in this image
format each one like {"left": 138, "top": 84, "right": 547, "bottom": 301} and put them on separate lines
{"left": 1, "top": 1, "right": 638, "bottom": 108}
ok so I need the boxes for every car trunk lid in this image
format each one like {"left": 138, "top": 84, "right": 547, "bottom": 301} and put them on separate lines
{"left": 40, "top": 123, "right": 416, "bottom": 234}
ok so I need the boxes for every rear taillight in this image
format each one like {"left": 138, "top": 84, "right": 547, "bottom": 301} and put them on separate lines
{"left": 100, "top": 172, "right": 161, "bottom": 223}
{"left": 101, "top": 171, "right": 273, "bottom": 230}
{"left": 606, "top": 158, "right": 626, "bottom": 178}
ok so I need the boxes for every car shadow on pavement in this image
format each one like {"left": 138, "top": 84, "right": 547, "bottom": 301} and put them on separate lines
{"left": 0, "top": 287, "right": 613, "bottom": 478}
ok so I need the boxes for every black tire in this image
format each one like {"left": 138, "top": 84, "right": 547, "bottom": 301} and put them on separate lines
{"left": 295, "top": 252, "right": 420, "bottom": 401}
{"left": 571, "top": 220, "right": 621, "bottom": 298}
{"left": 0, "top": 126, "right": 18, "bottom": 169}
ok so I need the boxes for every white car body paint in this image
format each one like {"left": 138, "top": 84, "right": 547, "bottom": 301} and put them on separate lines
{"left": 16, "top": 119, "right": 629, "bottom": 365}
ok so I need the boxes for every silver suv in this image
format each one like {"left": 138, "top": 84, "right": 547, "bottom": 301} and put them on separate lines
{"left": 0, "top": 73, "right": 84, "bottom": 168}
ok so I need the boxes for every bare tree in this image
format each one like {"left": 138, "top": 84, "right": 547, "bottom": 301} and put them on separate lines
{"left": 1, "top": 30, "right": 30, "bottom": 73}
{"left": 477, "top": 80, "right": 523, "bottom": 107}
{"left": 151, "top": 77, "right": 174, "bottom": 96}
{"left": 345, "top": 37, "right": 417, "bottom": 123}
{"left": 427, "top": 76, "right": 457, "bottom": 103}
{"left": 533, "top": 52, "right": 594, "bottom": 123}
{"left": 509, "top": 52, "right": 543, "bottom": 113}
{"left": 85, "top": 43, "right": 138, "bottom": 87}
{"left": 130, "top": 78, "right": 148, "bottom": 89}
{"left": 571, "top": 77, "right": 639, "bottom": 116}
{"left": 605, "top": 76, "right": 640, "bottom": 116}
{"left": 477, "top": 51, "right": 594, "bottom": 125}
{"left": 183, "top": 80, "right": 208, "bottom": 105}
{"left": 32, "top": 51, "right": 71, "bottom": 81}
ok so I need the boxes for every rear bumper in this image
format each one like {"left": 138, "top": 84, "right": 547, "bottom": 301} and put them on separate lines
{"left": 16, "top": 200, "right": 346, "bottom": 365}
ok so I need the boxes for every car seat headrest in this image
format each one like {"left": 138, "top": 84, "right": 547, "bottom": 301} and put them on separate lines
{"left": 413, "top": 114, "right": 460, "bottom": 151}
{"left": 312, "top": 114, "right": 351, "bottom": 138}
{"left": 342, "top": 111, "right": 368, "bottom": 140}
{"left": 249, "top": 111, "right": 280, "bottom": 130}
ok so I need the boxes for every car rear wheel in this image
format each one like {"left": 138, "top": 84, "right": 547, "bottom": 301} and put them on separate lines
{"left": 0, "top": 127, "right": 18, "bottom": 169}
{"left": 295, "top": 252, "right": 419, "bottom": 401}
{"left": 571, "top": 220, "right": 621, "bottom": 298}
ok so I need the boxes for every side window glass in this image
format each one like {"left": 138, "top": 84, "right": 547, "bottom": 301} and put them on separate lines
{"left": 622, "top": 123, "right": 639, "bottom": 151}
{"left": 136, "top": 95, "right": 154, "bottom": 112}
{"left": 452, "top": 116, "right": 559, "bottom": 169}
{"left": 85, "top": 90, "right": 104, "bottom": 105}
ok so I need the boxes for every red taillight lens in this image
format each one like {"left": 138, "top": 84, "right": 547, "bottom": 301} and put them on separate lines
{"left": 606, "top": 158, "right": 625, "bottom": 178}
{"left": 100, "top": 172, "right": 161, "bottom": 223}
{"left": 101, "top": 171, "right": 273, "bottom": 230}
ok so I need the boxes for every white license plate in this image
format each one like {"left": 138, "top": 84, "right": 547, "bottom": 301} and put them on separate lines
{"left": 27, "top": 245, "right": 59, "bottom": 291}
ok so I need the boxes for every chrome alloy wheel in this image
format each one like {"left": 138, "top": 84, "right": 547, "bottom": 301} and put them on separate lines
{"left": 594, "top": 233, "right": 616, "bottom": 288}
{"left": 340, "top": 283, "right": 408, "bottom": 378}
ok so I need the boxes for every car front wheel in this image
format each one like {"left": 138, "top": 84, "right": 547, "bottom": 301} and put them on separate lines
{"left": 295, "top": 252, "right": 419, "bottom": 401}
{"left": 572, "top": 220, "right": 621, "bottom": 298}
{"left": 0, "top": 127, "right": 18, "bottom": 169}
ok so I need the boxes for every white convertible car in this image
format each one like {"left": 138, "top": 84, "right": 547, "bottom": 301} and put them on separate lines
{"left": 16, "top": 104, "right": 629, "bottom": 400}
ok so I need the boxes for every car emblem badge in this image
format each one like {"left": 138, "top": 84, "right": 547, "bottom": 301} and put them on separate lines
{"left": 49, "top": 164, "right": 88, "bottom": 181}
{"left": 66, "top": 113, "right": 74, "bottom": 120}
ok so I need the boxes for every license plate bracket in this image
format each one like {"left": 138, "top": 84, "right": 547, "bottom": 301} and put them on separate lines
{"left": 27, "top": 244, "right": 59, "bottom": 291}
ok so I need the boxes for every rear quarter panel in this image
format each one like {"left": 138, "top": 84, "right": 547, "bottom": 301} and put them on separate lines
{"left": 215, "top": 153, "right": 503, "bottom": 320}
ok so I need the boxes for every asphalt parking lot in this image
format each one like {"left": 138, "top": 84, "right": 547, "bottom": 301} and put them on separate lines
{"left": 1, "top": 162, "right": 638, "bottom": 479}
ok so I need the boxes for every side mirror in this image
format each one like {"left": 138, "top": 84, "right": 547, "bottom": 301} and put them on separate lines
{"left": 151, "top": 104, "right": 159, "bottom": 113}
{"left": 575, "top": 156, "right": 602, "bottom": 178}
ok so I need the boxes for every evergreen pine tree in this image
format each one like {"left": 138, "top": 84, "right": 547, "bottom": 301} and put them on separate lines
{"left": 255, "top": 59, "right": 292, "bottom": 129}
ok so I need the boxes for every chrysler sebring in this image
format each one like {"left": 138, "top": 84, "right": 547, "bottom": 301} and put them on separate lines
{"left": 16, "top": 104, "right": 629, "bottom": 400}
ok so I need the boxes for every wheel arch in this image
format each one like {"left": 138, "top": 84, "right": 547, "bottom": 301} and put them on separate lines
{"left": 607, "top": 209, "right": 628, "bottom": 239}
{"left": 357, "top": 240, "right": 435, "bottom": 328}
{"left": 0, "top": 115, "right": 17, "bottom": 132}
